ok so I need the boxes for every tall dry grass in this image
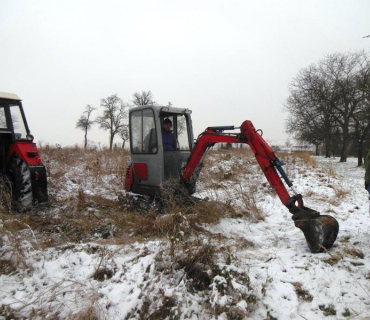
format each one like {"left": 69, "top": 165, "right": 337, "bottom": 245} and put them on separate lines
{"left": 1, "top": 146, "right": 315, "bottom": 277}
{"left": 292, "top": 151, "right": 317, "bottom": 167}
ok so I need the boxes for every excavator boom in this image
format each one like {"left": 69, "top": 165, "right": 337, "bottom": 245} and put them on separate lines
{"left": 181, "top": 120, "right": 339, "bottom": 253}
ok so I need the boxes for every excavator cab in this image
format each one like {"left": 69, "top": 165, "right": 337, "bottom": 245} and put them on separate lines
{"left": 126, "top": 105, "right": 194, "bottom": 197}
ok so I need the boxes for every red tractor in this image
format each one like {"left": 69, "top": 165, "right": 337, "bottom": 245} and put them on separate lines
{"left": 0, "top": 92, "right": 48, "bottom": 210}
{"left": 125, "top": 105, "right": 339, "bottom": 253}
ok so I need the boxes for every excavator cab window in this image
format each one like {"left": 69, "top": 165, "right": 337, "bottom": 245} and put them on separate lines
{"left": 130, "top": 108, "right": 158, "bottom": 154}
{"left": 160, "top": 113, "right": 192, "bottom": 180}
{"left": 160, "top": 114, "right": 190, "bottom": 151}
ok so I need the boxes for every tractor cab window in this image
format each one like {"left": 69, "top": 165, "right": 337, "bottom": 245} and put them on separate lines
{"left": 0, "top": 107, "right": 7, "bottom": 129}
{"left": 10, "top": 106, "right": 28, "bottom": 140}
{"left": 131, "top": 109, "right": 157, "bottom": 154}
{"left": 161, "top": 114, "right": 190, "bottom": 151}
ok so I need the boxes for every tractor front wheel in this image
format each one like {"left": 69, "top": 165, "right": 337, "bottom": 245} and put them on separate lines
{"left": 7, "top": 156, "right": 33, "bottom": 211}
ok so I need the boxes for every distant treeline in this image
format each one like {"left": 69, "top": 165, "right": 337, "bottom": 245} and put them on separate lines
{"left": 285, "top": 50, "right": 370, "bottom": 166}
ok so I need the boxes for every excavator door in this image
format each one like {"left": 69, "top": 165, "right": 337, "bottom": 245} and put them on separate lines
{"left": 160, "top": 112, "right": 193, "bottom": 181}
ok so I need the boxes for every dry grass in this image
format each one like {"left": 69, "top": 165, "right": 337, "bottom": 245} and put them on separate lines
{"left": 321, "top": 247, "right": 342, "bottom": 266}
{"left": 13, "top": 279, "right": 108, "bottom": 320}
{"left": 230, "top": 183, "right": 264, "bottom": 221}
{"left": 194, "top": 148, "right": 264, "bottom": 222}
{"left": 292, "top": 151, "right": 317, "bottom": 167}
{"left": 291, "top": 282, "right": 313, "bottom": 302}
{"left": 0, "top": 215, "right": 39, "bottom": 273}
{"left": 319, "top": 304, "right": 337, "bottom": 316}
{"left": 0, "top": 146, "right": 269, "bottom": 255}
{"left": 343, "top": 247, "right": 364, "bottom": 259}
{"left": 0, "top": 176, "right": 13, "bottom": 214}
{"left": 40, "top": 145, "right": 130, "bottom": 203}
{"left": 199, "top": 148, "right": 256, "bottom": 186}
{"left": 177, "top": 241, "right": 216, "bottom": 291}
{"left": 321, "top": 244, "right": 365, "bottom": 267}
{"left": 332, "top": 186, "right": 350, "bottom": 199}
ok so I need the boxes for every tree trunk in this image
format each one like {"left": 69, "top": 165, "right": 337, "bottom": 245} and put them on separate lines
{"left": 339, "top": 125, "right": 349, "bottom": 162}
{"left": 315, "top": 143, "right": 319, "bottom": 156}
{"left": 324, "top": 139, "right": 330, "bottom": 158}
{"left": 84, "top": 129, "right": 88, "bottom": 149}
{"left": 358, "top": 139, "right": 364, "bottom": 166}
{"left": 109, "top": 134, "right": 114, "bottom": 150}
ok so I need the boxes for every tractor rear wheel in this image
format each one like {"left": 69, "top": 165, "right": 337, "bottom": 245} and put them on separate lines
{"left": 7, "top": 156, "right": 33, "bottom": 210}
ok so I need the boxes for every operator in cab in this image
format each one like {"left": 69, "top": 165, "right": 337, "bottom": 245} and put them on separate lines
{"left": 162, "top": 118, "right": 176, "bottom": 151}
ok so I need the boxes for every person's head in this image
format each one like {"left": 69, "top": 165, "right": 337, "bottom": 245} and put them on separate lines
{"left": 162, "top": 118, "right": 172, "bottom": 132}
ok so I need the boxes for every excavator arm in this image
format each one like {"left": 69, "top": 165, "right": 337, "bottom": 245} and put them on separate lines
{"left": 181, "top": 120, "right": 339, "bottom": 253}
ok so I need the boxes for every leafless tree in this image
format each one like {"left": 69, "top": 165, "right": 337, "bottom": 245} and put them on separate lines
{"left": 319, "top": 52, "right": 364, "bottom": 161}
{"left": 119, "top": 126, "right": 130, "bottom": 149}
{"left": 132, "top": 90, "right": 156, "bottom": 106}
{"left": 286, "top": 64, "right": 338, "bottom": 157}
{"left": 76, "top": 104, "right": 96, "bottom": 149}
{"left": 96, "top": 94, "right": 128, "bottom": 150}
{"left": 286, "top": 50, "right": 370, "bottom": 163}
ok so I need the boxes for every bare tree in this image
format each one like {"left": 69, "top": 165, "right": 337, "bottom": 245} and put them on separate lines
{"left": 285, "top": 64, "right": 338, "bottom": 157}
{"left": 96, "top": 94, "right": 127, "bottom": 150}
{"left": 319, "top": 52, "right": 366, "bottom": 162}
{"left": 76, "top": 104, "right": 96, "bottom": 149}
{"left": 351, "top": 53, "right": 370, "bottom": 165}
{"left": 132, "top": 90, "right": 156, "bottom": 106}
{"left": 119, "top": 126, "right": 130, "bottom": 149}
{"left": 286, "top": 50, "right": 370, "bottom": 163}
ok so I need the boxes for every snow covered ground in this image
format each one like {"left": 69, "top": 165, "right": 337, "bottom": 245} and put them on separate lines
{"left": 1, "top": 149, "right": 369, "bottom": 319}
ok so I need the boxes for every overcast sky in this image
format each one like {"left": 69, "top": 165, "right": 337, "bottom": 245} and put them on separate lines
{"left": 1, "top": 0, "right": 369, "bottom": 147}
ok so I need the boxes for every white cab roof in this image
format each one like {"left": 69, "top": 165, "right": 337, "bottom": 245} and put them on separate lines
{"left": 0, "top": 92, "right": 21, "bottom": 101}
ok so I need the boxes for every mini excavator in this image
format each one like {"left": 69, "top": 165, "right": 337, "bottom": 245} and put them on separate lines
{"left": 125, "top": 105, "right": 339, "bottom": 253}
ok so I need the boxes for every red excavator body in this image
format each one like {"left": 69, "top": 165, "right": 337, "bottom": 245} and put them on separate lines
{"left": 125, "top": 106, "right": 339, "bottom": 253}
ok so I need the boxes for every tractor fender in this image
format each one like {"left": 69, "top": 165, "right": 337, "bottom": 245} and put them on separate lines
{"left": 6, "top": 142, "right": 43, "bottom": 166}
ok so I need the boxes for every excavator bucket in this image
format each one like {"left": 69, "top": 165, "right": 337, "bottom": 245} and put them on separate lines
{"left": 290, "top": 207, "right": 339, "bottom": 253}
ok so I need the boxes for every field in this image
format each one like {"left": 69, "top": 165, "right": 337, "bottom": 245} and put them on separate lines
{"left": 0, "top": 147, "right": 369, "bottom": 319}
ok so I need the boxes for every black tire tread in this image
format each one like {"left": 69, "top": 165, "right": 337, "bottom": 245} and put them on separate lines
{"left": 7, "top": 156, "right": 33, "bottom": 210}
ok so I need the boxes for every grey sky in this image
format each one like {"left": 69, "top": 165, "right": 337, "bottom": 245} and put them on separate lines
{"left": 1, "top": 0, "right": 369, "bottom": 147}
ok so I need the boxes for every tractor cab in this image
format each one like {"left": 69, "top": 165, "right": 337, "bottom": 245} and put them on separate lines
{"left": 0, "top": 93, "right": 34, "bottom": 169}
{"left": 126, "top": 105, "right": 194, "bottom": 196}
